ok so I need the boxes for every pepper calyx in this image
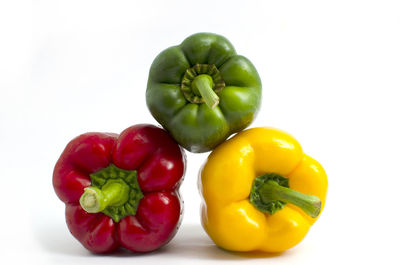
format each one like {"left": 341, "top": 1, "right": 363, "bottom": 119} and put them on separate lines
{"left": 250, "top": 173, "right": 321, "bottom": 218}
{"left": 250, "top": 173, "right": 289, "bottom": 215}
{"left": 79, "top": 164, "right": 144, "bottom": 222}
{"left": 181, "top": 64, "right": 225, "bottom": 107}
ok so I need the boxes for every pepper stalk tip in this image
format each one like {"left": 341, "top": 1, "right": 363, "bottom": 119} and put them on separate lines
{"left": 80, "top": 187, "right": 103, "bottom": 213}
{"left": 192, "top": 74, "right": 220, "bottom": 109}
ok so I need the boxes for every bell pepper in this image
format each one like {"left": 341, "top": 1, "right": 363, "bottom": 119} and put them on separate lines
{"left": 146, "top": 32, "right": 262, "bottom": 153}
{"left": 53, "top": 124, "right": 185, "bottom": 253}
{"left": 199, "top": 127, "right": 328, "bottom": 252}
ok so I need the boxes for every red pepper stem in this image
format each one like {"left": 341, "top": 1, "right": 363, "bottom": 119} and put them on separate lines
{"left": 192, "top": 74, "right": 219, "bottom": 109}
{"left": 79, "top": 179, "right": 130, "bottom": 213}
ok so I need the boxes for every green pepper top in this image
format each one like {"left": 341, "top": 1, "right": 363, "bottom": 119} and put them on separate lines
{"left": 146, "top": 32, "right": 262, "bottom": 153}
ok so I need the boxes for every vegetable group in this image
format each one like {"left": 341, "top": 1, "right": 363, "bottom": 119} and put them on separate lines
{"left": 146, "top": 32, "right": 262, "bottom": 152}
{"left": 199, "top": 127, "right": 328, "bottom": 252}
{"left": 53, "top": 32, "right": 327, "bottom": 255}
{"left": 53, "top": 124, "right": 185, "bottom": 253}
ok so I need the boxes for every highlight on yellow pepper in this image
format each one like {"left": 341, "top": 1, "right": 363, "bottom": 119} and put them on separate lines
{"left": 199, "top": 127, "right": 328, "bottom": 252}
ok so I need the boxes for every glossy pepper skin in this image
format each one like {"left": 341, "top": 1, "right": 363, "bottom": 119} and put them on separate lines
{"left": 199, "top": 127, "right": 328, "bottom": 252}
{"left": 146, "top": 32, "right": 262, "bottom": 153}
{"left": 53, "top": 124, "right": 185, "bottom": 253}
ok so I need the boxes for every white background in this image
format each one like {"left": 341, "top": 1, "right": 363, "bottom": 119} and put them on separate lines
{"left": 1, "top": 0, "right": 400, "bottom": 264}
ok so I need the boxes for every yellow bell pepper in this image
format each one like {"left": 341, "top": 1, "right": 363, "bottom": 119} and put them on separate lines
{"left": 199, "top": 127, "right": 328, "bottom": 252}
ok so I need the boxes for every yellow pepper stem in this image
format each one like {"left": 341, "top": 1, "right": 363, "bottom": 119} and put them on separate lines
{"left": 262, "top": 181, "right": 321, "bottom": 218}
{"left": 250, "top": 173, "right": 321, "bottom": 218}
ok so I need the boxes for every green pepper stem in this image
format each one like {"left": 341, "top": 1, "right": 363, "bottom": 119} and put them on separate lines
{"left": 259, "top": 181, "right": 321, "bottom": 218}
{"left": 79, "top": 180, "right": 130, "bottom": 213}
{"left": 192, "top": 74, "right": 219, "bottom": 109}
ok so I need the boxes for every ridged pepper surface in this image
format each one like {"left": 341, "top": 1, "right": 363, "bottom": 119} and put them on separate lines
{"left": 53, "top": 124, "right": 185, "bottom": 253}
{"left": 146, "top": 32, "right": 262, "bottom": 152}
{"left": 199, "top": 127, "right": 328, "bottom": 252}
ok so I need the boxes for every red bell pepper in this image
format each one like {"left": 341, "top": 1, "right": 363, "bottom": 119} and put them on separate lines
{"left": 53, "top": 124, "right": 185, "bottom": 253}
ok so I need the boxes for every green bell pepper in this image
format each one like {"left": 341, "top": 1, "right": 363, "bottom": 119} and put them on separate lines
{"left": 146, "top": 32, "right": 262, "bottom": 152}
